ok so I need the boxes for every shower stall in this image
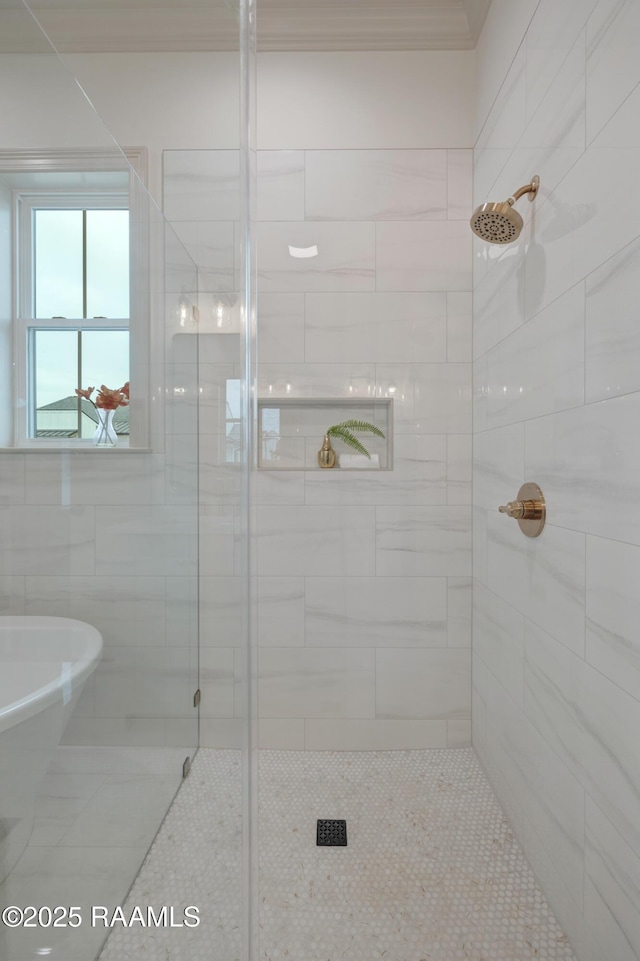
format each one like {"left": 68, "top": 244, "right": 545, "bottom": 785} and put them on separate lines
{"left": 2, "top": 0, "right": 640, "bottom": 959}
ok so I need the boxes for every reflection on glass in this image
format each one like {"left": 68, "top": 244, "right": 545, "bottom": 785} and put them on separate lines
{"left": 86, "top": 209, "right": 129, "bottom": 318}
{"left": 260, "top": 407, "right": 281, "bottom": 463}
{"left": 34, "top": 210, "right": 83, "bottom": 318}
{"left": 226, "top": 379, "right": 242, "bottom": 462}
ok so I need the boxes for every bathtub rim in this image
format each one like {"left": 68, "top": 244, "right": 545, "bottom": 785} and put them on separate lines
{"left": 0, "top": 615, "right": 103, "bottom": 735}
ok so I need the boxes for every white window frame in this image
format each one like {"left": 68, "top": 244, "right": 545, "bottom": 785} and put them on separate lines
{"left": 16, "top": 190, "right": 129, "bottom": 445}
{"left": 0, "top": 148, "right": 150, "bottom": 450}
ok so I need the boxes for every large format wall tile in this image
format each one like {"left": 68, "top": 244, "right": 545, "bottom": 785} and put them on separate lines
{"left": 447, "top": 150, "right": 473, "bottom": 220}
{"left": 163, "top": 150, "right": 240, "bottom": 222}
{"left": 525, "top": 392, "right": 640, "bottom": 545}
{"left": 481, "top": 670, "right": 527, "bottom": 840}
{"left": 199, "top": 505, "right": 241, "bottom": 577}
{"left": 170, "top": 221, "right": 235, "bottom": 292}
{"left": 526, "top": 81, "right": 640, "bottom": 322}
{"left": 585, "top": 234, "right": 640, "bottom": 403}
{"left": 447, "top": 434, "right": 472, "bottom": 505}
{"left": 584, "top": 797, "right": 640, "bottom": 961}
{"left": 251, "top": 145, "right": 474, "bottom": 750}
{"left": 525, "top": 0, "right": 598, "bottom": 124}
{"left": 376, "top": 363, "right": 471, "bottom": 435}
{"left": 304, "top": 718, "right": 448, "bottom": 751}
{"left": 524, "top": 620, "right": 640, "bottom": 859}
{"left": 257, "top": 293, "right": 305, "bottom": 364}
{"left": 521, "top": 824, "right": 594, "bottom": 961}
{"left": 0, "top": 454, "right": 25, "bottom": 504}
{"left": 0, "top": 506, "right": 94, "bottom": 575}
{"left": 95, "top": 507, "right": 197, "bottom": 577}
{"left": 484, "top": 283, "right": 585, "bottom": 428}
{"left": 447, "top": 577, "right": 472, "bottom": 647}
{"left": 446, "top": 291, "right": 472, "bottom": 362}
{"left": 586, "top": 0, "right": 640, "bottom": 145}
{"left": 0, "top": 576, "right": 25, "bottom": 614}
{"left": 257, "top": 221, "right": 375, "bottom": 293}
{"left": 376, "top": 506, "right": 472, "bottom": 577}
{"left": 258, "top": 647, "right": 375, "bottom": 718}
{"left": 473, "top": 582, "right": 525, "bottom": 709}
{"left": 24, "top": 576, "right": 166, "bottom": 647}
{"left": 586, "top": 535, "right": 640, "bottom": 703}
{"left": 492, "top": 27, "right": 586, "bottom": 219}
{"left": 305, "top": 149, "right": 447, "bottom": 221}
{"left": 257, "top": 151, "right": 304, "bottom": 222}
{"left": 473, "top": 423, "right": 525, "bottom": 511}
{"left": 258, "top": 362, "right": 376, "bottom": 399}
{"left": 521, "top": 716, "right": 586, "bottom": 902}
{"left": 376, "top": 648, "right": 470, "bottom": 720}
{"left": 305, "top": 576, "right": 447, "bottom": 648}
{"left": 473, "top": 240, "right": 526, "bottom": 360}
{"left": 474, "top": 8, "right": 640, "bottom": 946}
{"left": 92, "top": 645, "right": 190, "bottom": 720}
{"left": 304, "top": 292, "right": 447, "bottom": 364}
{"left": 199, "top": 648, "right": 235, "bottom": 718}
{"left": 376, "top": 221, "right": 472, "bottom": 291}
{"left": 257, "top": 506, "right": 376, "bottom": 576}
{"left": 199, "top": 576, "right": 244, "bottom": 648}
{"left": 487, "top": 512, "right": 586, "bottom": 657}
{"left": 257, "top": 577, "right": 305, "bottom": 648}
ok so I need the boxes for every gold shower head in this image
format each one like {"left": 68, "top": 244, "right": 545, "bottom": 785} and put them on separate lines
{"left": 470, "top": 175, "right": 540, "bottom": 244}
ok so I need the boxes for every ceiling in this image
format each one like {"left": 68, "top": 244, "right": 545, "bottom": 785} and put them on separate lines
{"left": 0, "top": 0, "right": 491, "bottom": 53}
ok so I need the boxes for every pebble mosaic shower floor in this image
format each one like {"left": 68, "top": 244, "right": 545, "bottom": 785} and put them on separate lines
{"left": 100, "top": 748, "right": 576, "bottom": 961}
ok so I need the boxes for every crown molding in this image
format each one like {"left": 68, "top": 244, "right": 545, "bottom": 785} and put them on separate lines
{"left": 0, "top": 0, "right": 492, "bottom": 53}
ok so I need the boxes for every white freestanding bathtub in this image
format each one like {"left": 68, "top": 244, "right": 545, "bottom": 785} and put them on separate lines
{"left": 0, "top": 616, "right": 103, "bottom": 885}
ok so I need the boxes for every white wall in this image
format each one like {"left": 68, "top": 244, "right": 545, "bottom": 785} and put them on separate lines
{"left": 473, "top": 2, "right": 640, "bottom": 960}
{"left": 257, "top": 52, "right": 474, "bottom": 149}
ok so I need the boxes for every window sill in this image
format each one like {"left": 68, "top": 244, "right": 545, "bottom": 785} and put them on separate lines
{"left": 0, "top": 445, "right": 151, "bottom": 453}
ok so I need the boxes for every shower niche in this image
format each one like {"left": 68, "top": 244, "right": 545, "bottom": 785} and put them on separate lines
{"left": 258, "top": 397, "right": 393, "bottom": 470}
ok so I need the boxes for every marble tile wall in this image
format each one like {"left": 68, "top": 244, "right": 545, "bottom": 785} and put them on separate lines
{"left": 473, "top": 2, "right": 640, "bottom": 960}
{"left": 163, "top": 147, "right": 473, "bottom": 751}
{"left": 256, "top": 148, "right": 472, "bottom": 750}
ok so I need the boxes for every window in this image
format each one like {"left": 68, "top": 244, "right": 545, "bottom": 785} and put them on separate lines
{"left": 21, "top": 200, "right": 130, "bottom": 441}
{"left": 0, "top": 148, "right": 149, "bottom": 449}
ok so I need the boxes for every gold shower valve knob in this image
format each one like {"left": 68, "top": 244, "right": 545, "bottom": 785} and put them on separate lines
{"left": 498, "top": 483, "right": 546, "bottom": 537}
{"left": 498, "top": 499, "right": 543, "bottom": 520}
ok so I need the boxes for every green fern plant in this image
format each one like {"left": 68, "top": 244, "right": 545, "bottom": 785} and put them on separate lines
{"left": 326, "top": 419, "right": 385, "bottom": 459}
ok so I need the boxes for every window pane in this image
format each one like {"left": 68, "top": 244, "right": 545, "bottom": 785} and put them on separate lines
{"left": 86, "top": 210, "right": 130, "bottom": 319}
{"left": 34, "top": 210, "right": 83, "bottom": 318}
{"left": 33, "top": 330, "right": 81, "bottom": 437}
{"left": 82, "top": 330, "right": 129, "bottom": 437}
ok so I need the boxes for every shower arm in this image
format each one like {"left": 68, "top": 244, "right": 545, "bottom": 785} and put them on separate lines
{"left": 507, "top": 177, "right": 540, "bottom": 206}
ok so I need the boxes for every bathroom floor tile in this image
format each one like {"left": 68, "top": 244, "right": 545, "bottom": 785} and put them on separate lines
{"left": 96, "top": 748, "right": 576, "bottom": 961}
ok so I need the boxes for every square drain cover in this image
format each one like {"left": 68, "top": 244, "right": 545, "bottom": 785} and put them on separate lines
{"left": 317, "top": 819, "right": 347, "bottom": 846}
